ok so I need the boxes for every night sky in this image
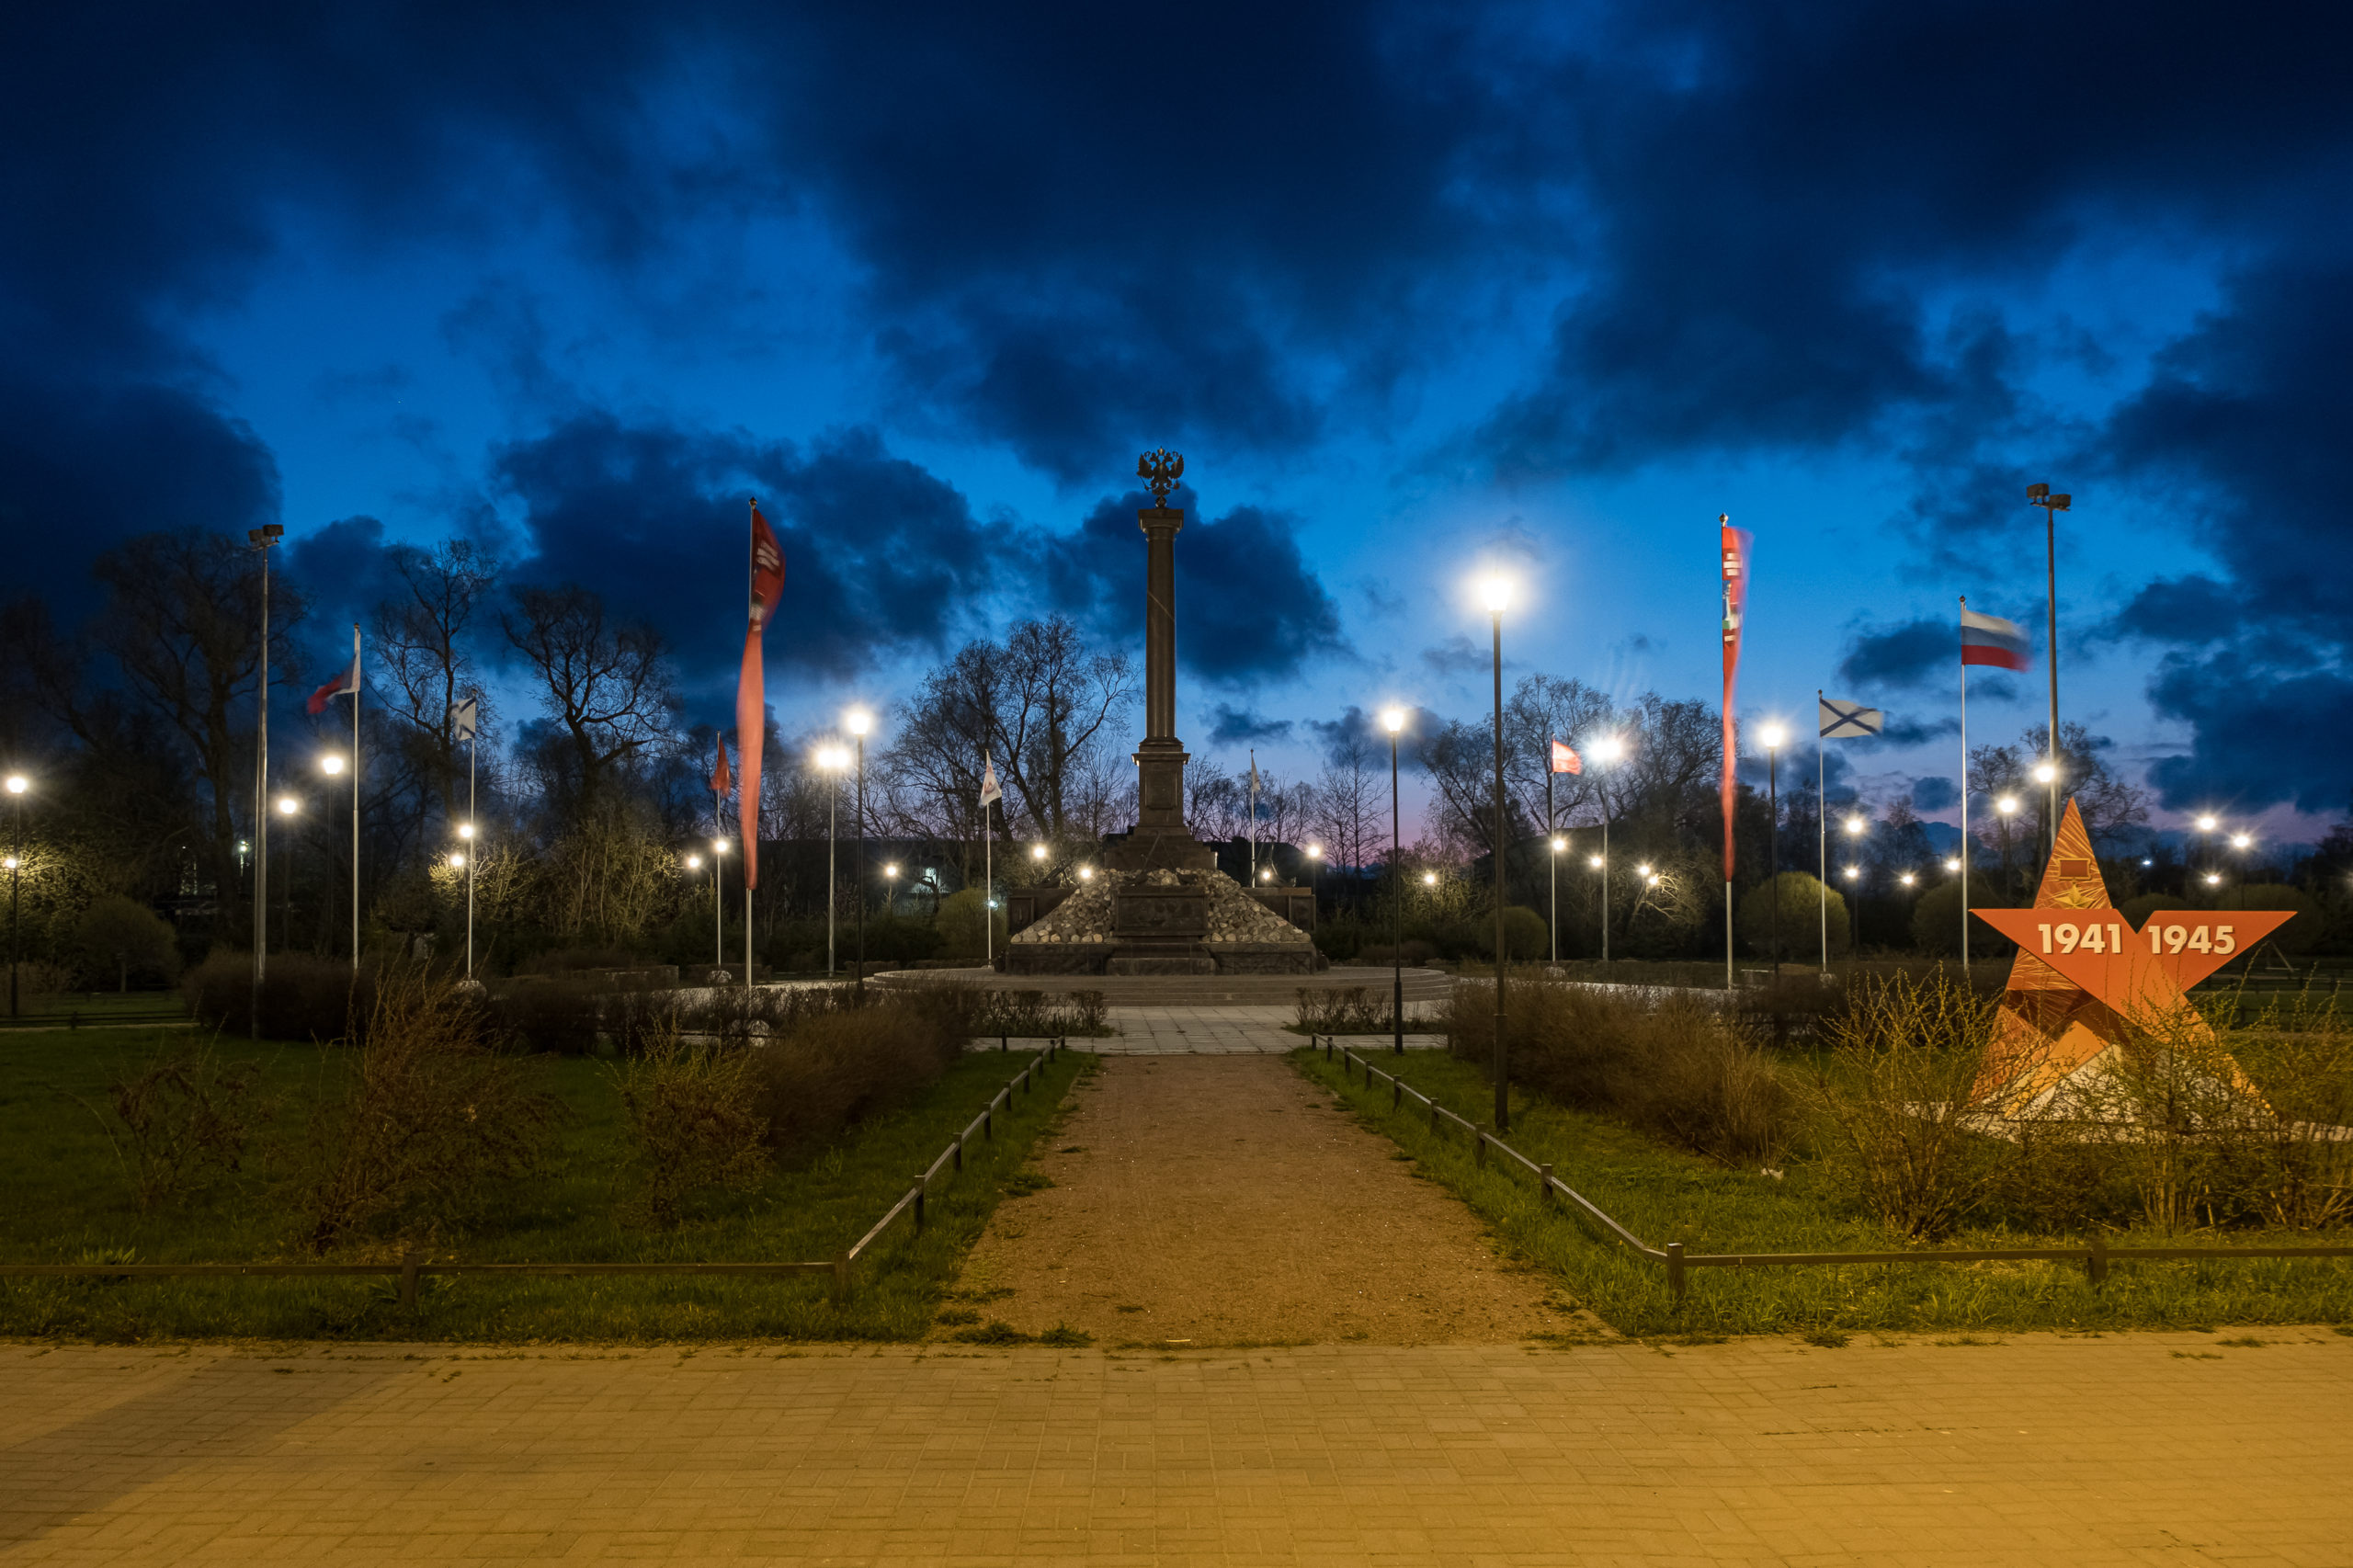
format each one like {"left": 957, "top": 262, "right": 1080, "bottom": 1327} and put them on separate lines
{"left": 8, "top": 2, "right": 2351, "bottom": 838}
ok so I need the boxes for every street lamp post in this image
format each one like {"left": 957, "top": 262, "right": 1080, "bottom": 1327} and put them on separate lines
{"left": 1588, "top": 734, "right": 1623, "bottom": 965}
{"left": 1381, "top": 708, "right": 1405, "bottom": 1054}
{"left": 1995, "top": 795, "right": 2021, "bottom": 899}
{"left": 710, "top": 837, "right": 730, "bottom": 975}
{"left": 1760, "top": 723, "right": 1787, "bottom": 972}
{"left": 5, "top": 774, "right": 24, "bottom": 1018}
{"left": 2028, "top": 483, "right": 2072, "bottom": 846}
{"left": 275, "top": 795, "right": 301, "bottom": 952}
{"left": 847, "top": 710, "right": 871, "bottom": 997}
{"left": 320, "top": 752, "right": 356, "bottom": 970}
{"left": 1547, "top": 836, "right": 1564, "bottom": 965}
{"left": 1845, "top": 814, "right": 1869, "bottom": 949}
{"left": 246, "top": 521, "right": 283, "bottom": 1037}
{"left": 817, "top": 745, "right": 847, "bottom": 978}
{"left": 1306, "top": 844, "right": 1323, "bottom": 922}
{"left": 1482, "top": 576, "right": 1511, "bottom": 1134}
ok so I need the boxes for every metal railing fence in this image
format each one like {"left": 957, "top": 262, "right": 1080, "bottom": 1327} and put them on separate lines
{"left": 1321, "top": 1039, "right": 2353, "bottom": 1306}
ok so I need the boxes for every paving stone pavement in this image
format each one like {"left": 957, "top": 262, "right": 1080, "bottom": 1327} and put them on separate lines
{"left": 1104, "top": 1005, "right": 1443, "bottom": 1053}
{"left": 4, "top": 1334, "right": 2349, "bottom": 1565}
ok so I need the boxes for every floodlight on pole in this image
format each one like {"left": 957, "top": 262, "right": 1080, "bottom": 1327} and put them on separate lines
{"left": 1844, "top": 866, "right": 1860, "bottom": 881}
{"left": 1381, "top": 706, "right": 1406, "bottom": 1052}
{"left": 2195, "top": 813, "right": 2219, "bottom": 833}
{"left": 2033, "top": 762, "right": 2056, "bottom": 784}
{"left": 1422, "top": 871, "right": 1437, "bottom": 885}
{"left": 1996, "top": 797, "right": 2018, "bottom": 816}
{"left": 687, "top": 855, "right": 701, "bottom": 870}
{"left": 1586, "top": 855, "right": 1602, "bottom": 869}
{"left": 2231, "top": 833, "right": 2252, "bottom": 850}
{"left": 1079, "top": 866, "right": 1096, "bottom": 881}
{"left": 4, "top": 773, "right": 22, "bottom": 1018}
{"left": 277, "top": 796, "right": 300, "bottom": 816}
{"left": 1899, "top": 872, "right": 1916, "bottom": 888}
{"left": 1945, "top": 858, "right": 1961, "bottom": 873}
{"left": 458, "top": 823, "right": 474, "bottom": 840}
{"left": 320, "top": 755, "right": 344, "bottom": 776}
{"left": 1846, "top": 816, "right": 1867, "bottom": 835}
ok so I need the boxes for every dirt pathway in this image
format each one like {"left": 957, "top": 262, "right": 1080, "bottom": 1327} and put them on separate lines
{"left": 950, "top": 1053, "right": 1568, "bottom": 1345}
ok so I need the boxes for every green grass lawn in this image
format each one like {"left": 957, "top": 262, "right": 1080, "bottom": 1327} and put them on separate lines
{"left": 0, "top": 1026, "right": 1086, "bottom": 1342}
{"left": 1292, "top": 1045, "right": 2353, "bottom": 1337}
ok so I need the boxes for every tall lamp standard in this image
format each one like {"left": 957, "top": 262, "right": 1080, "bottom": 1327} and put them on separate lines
{"left": 457, "top": 823, "right": 477, "bottom": 978}
{"left": 275, "top": 795, "right": 301, "bottom": 951}
{"left": 1547, "top": 836, "right": 1565, "bottom": 965}
{"left": 846, "top": 709, "right": 871, "bottom": 997}
{"left": 2028, "top": 483, "right": 2072, "bottom": 844}
{"left": 710, "top": 837, "right": 730, "bottom": 973}
{"left": 320, "top": 752, "right": 357, "bottom": 971}
{"left": 1381, "top": 708, "right": 1406, "bottom": 1054}
{"left": 1305, "top": 845, "right": 1323, "bottom": 920}
{"left": 1588, "top": 734, "right": 1624, "bottom": 964}
{"left": 246, "top": 520, "right": 284, "bottom": 1037}
{"left": 1759, "top": 723, "right": 1787, "bottom": 971}
{"left": 1480, "top": 575, "right": 1513, "bottom": 1134}
{"left": 1844, "top": 814, "right": 1869, "bottom": 948}
{"left": 816, "top": 745, "right": 848, "bottom": 977}
{"left": 5, "top": 774, "right": 25, "bottom": 1018}
{"left": 2193, "top": 813, "right": 2219, "bottom": 884}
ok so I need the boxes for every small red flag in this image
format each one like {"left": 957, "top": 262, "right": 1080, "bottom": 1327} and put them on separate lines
{"left": 306, "top": 656, "right": 359, "bottom": 716}
{"left": 710, "top": 739, "right": 732, "bottom": 799}
{"left": 1550, "top": 740, "right": 1581, "bottom": 776}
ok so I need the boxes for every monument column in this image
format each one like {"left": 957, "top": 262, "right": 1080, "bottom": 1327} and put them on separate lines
{"left": 1128, "top": 448, "right": 1201, "bottom": 858}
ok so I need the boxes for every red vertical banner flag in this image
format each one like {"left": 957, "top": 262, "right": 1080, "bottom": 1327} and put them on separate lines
{"left": 735, "top": 501, "right": 787, "bottom": 888}
{"left": 1719, "top": 517, "right": 1754, "bottom": 883}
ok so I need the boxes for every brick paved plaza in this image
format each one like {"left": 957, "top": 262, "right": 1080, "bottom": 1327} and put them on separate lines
{"left": 4, "top": 1334, "right": 2349, "bottom": 1565}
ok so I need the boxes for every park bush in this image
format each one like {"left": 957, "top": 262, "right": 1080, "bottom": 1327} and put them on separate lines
{"left": 932, "top": 889, "right": 1006, "bottom": 962}
{"left": 71, "top": 895, "right": 182, "bottom": 990}
{"left": 1910, "top": 881, "right": 2015, "bottom": 958}
{"left": 749, "top": 998, "right": 966, "bottom": 1165}
{"left": 85, "top": 1040, "right": 264, "bottom": 1212}
{"left": 1472, "top": 904, "right": 1550, "bottom": 961}
{"left": 184, "top": 950, "right": 379, "bottom": 1042}
{"left": 301, "top": 972, "right": 561, "bottom": 1252}
{"left": 1446, "top": 977, "right": 1790, "bottom": 1164}
{"left": 1737, "top": 872, "right": 1847, "bottom": 960}
{"left": 611, "top": 1026, "right": 772, "bottom": 1227}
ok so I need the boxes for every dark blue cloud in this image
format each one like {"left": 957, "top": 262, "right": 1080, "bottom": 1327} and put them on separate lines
{"left": 2146, "top": 651, "right": 2353, "bottom": 814}
{"left": 1882, "top": 715, "right": 1962, "bottom": 747}
{"left": 1046, "top": 491, "right": 1345, "bottom": 686}
{"left": 1208, "top": 705, "right": 1293, "bottom": 745}
{"left": 1836, "top": 619, "right": 1949, "bottom": 691}
{"left": 283, "top": 516, "right": 414, "bottom": 651}
{"left": 1911, "top": 776, "right": 1959, "bottom": 812}
{"left": 494, "top": 415, "right": 994, "bottom": 693}
{"left": 2109, "top": 574, "right": 2244, "bottom": 646}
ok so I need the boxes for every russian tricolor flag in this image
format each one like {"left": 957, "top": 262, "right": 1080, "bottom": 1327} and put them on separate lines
{"left": 1961, "top": 607, "right": 2031, "bottom": 672}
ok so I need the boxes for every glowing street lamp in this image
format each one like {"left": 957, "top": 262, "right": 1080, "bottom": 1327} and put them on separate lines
{"left": 2230, "top": 832, "right": 2252, "bottom": 851}
{"left": 846, "top": 709, "right": 872, "bottom": 995}
{"left": 1843, "top": 866, "right": 1860, "bottom": 881}
{"left": 1382, "top": 707, "right": 1408, "bottom": 1053}
{"left": 1588, "top": 733, "right": 1625, "bottom": 965}
{"left": 1899, "top": 871, "right": 1916, "bottom": 889}
{"left": 815, "top": 743, "right": 850, "bottom": 976}
{"left": 1422, "top": 870, "right": 1438, "bottom": 886}
{"left": 4, "top": 773, "right": 25, "bottom": 1018}
{"left": 1586, "top": 855, "right": 1602, "bottom": 869}
{"left": 1080, "top": 866, "right": 1097, "bottom": 882}
{"left": 1759, "top": 722, "right": 1787, "bottom": 970}
{"left": 320, "top": 754, "right": 344, "bottom": 776}
{"left": 1944, "top": 858, "right": 1961, "bottom": 873}
{"left": 687, "top": 854, "right": 701, "bottom": 870}
{"left": 1845, "top": 815, "right": 1868, "bottom": 836}
{"left": 448, "top": 852, "right": 465, "bottom": 869}
{"left": 1474, "top": 573, "right": 1516, "bottom": 1131}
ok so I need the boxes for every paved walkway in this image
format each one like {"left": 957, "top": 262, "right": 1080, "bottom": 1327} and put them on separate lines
{"left": 954, "top": 1054, "right": 1562, "bottom": 1344}
{"left": 4, "top": 1334, "right": 2348, "bottom": 1564}
{"left": 1106, "top": 1006, "right": 1442, "bottom": 1053}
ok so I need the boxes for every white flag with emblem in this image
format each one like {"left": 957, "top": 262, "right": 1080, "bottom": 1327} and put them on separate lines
{"left": 979, "top": 754, "right": 1002, "bottom": 808}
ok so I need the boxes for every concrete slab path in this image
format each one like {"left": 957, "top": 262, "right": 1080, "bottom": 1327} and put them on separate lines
{"left": 1104, "top": 1006, "right": 1443, "bottom": 1053}
{"left": 4, "top": 1334, "right": 2348, "bottom": 1565}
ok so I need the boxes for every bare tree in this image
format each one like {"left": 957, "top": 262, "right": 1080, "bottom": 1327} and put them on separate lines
{"left": 501, "top": 585, "right": 675, "bottom": 809}
{"left": 1311, "top": 726, "right": 1381, "bottom": 876}
{"left": 880, "top": 614, "right": 1133, "bottom": 849}
{"left": 374, "top": 540, "right": 498, "bottom": 825}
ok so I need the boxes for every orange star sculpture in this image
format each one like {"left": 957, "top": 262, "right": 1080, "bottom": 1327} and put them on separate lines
{"left": 1968, "top": 799, "right": 2294, "bottom": 1111}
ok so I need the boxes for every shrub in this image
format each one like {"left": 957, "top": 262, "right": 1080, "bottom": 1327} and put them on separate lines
{"left": 1473, "top": 905, "right": 1551, "bottom": 961}
{"left": 1447, "top": 978, "right": 1790, "bottom": 1164}
{"left": 612, "top": 1027, "right": 772, "bottom": 1226}
{"left": 1910, "top": 881, "right": 2014, "bottom": 958}
{"left": 490, "top": 980, "right": 607, "bottom": 1055}
{"left": 84, "top": 1042, "right": 263, "bottom": 1211}
{"left": 1739, "top": 872, "right": 1849, "bottom": 959}
{"left": 748, "top": 999, "right": 964, "bottom": 1164}
{"left": 184, "top": 950, "right": 377, "bottom": 1042}
{"left": 1357, "top": 939, "right": 1438, "bottom": 967}
{"left": 72, "top": 895, "right": 182, "bottom": 990}
{"left": 301, "top": 973, "right": 560, "bottom": 1252}
{"left": 1296, "top": 985, "right": 1393, "bottom": 1031}
{"left": 933, "top": 888, "right": 1006, "bottom": 962}
{"left": 1805, "top": 972, "right": 2020, "bottom": 1239}
{"left": 2215, "top": 883, "right": 2319, "bottom": 956}
{"left": 2119, "top": 892, "right": 2191, "bottom": 928}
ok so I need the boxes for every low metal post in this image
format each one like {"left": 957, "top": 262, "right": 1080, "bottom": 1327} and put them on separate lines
{"left": 914, "top": 1178, "right": 926, "bottom": 1231}
{"left": 1538, "top": 1163, "right": 1552, "bottom": 1205}
{"left": 1430, "top": 1100, "right": 1440, "bottom": 1134}
{"left": 1476, "top": 1133, "right": 1488, "bottom": 1170}
{"left": 399, "top": 1250, "right": 420, "bottom": 1310}
{"left": 983, "top": 1108, "right": 993, "bottom": 1140}
{"left": 953, "top": 1133, "right": 964, "bottom": 1172}
{"left": 832, "top": 1250, "right": 851, "bottom": 1301}
{"left": 999, "top": 1034, "right": 1007, "bottom": 1051}
{"left": 1666, "top": 1241, "right": 1686, "bottom": 1307}
{"left": 2087, "top": 1235, "right": 2109, "bottom": 1287}
{"left": 1392, "top": 1076, "right": 1402, "bottom": 1110}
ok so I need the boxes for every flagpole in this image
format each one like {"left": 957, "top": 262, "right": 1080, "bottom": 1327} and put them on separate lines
{"left": 1249, "top": 749, "right": 1257, "bottom": 885}
{"left": 1959, "top": 597, "right": 1970, "bottom": 976}
{"left": 350, "top": 623, "right": 360, "bottom": 972}
{"left": 983, "top": 753, "right": 994, "bottom": 972}
{"left": 1817, "top": 693, "right": 1827, "bottom": 974}
{"left": 1547, "top": 766, "right": 1556, "bottom": 967}
{"left": 713, "top": 773, "right": 723, "bottom": 976}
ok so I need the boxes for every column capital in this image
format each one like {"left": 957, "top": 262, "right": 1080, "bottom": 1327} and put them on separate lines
{"left": 1138, "top": 506, "right": 1184, "bottom": 534}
